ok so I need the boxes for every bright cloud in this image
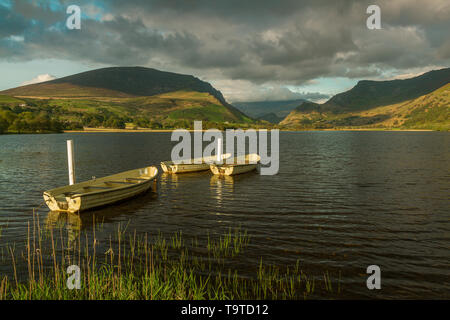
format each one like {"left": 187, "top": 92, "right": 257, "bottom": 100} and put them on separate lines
{"left": 21, "top": 74, "right": 57, "bottom": 86}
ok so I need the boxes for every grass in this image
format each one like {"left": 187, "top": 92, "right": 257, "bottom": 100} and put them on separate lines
{"left": 207, "top": 228, "right": 250, "bottom": 259}
{"left": 0, "top": 212, "right": 342, "bottom": 300}
{"left": 0, "top": 95, "right": 25, "bottom": 105}
{"left": 0, "top": 90, "right": 259, "bottom": 133}
{"left": 168, "top": 103, "right": 234, "bottom": 122}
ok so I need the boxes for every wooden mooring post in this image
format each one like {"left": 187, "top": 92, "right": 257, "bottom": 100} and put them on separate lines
{"left": 67, "top": 140, "right": 76, "bottom": 185}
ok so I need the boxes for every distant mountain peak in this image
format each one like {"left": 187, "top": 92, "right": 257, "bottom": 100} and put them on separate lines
{"left": 2, "top": 66, "right": 228, "bottom": 104}
{"left": 324, "top": 67, "right": 450, "bottom": 112}
{"left": 233, "top": 99, "right": 309, "bottom": 120}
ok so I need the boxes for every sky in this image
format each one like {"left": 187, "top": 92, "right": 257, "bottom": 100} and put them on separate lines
{"left": 0, "top": 0, "right": 449, "bottom": 102}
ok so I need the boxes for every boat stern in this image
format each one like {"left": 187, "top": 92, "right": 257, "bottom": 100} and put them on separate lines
{"left": 43, "top": 191, "right": 81, "bottom": 212}
{"left": 161, "top": 162, "right": 177, "bottom": 173}
{"left": 160, "top": 162, "right": 169, "bottom": 173}
{"left": 210, "top": 164, "right": 233, "bottom": 176}
{"left": 43, "top": 192, "right": 60, "bottom": 211}
{"left": 43, "top": 192, "right": 70, "bottom": 211}
{"left": 67, "top": 196, "right": 82, "bottom": 213}
{"left": 210, "top": 164, "right": 219, "bottom": 175}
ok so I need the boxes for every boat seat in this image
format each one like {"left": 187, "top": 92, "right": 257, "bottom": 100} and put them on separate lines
{"left": 83, "top": 186, "right": 113, "bottom": 190}
{"left": 106, "top": 180, "right": 135, "bottom": 184}
{"left": 63, "top": 192, "right": 78, "bottom": 196}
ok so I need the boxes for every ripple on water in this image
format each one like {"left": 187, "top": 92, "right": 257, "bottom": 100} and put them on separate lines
{"left": 0, "top": 131, "right": 449, "bottom": 298}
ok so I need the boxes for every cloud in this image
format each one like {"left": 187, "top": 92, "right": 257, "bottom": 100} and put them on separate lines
{"left": 0, "top": 0, "right": 448, "bottom": 90}
{"left": 211, "top": 79, "right": 330, "bottom": 102}
{"left": 21, "top": 74, "right": 57, "bottom": 86}
{"left": 0, "top": 5, "right": 28, "bottom": 38}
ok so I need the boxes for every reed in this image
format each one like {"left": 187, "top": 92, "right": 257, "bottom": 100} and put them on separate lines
{"left": 0, "top": 213, "right": 342, "bottom": 300}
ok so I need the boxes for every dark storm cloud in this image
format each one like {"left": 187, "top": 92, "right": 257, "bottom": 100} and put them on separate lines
{"left": 0, "top": 0, "right": 449, "bottom": 87}
{"left": 0, "top": 5, "right": 28, "bottom": 38}
{"left": 13, "top": 0, "right": 64, "bottom": 25}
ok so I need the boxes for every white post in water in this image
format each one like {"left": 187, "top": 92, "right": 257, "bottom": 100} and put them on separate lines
{"left": 216, "top": 137, "right": 222, "bottom": 162}
{"left": 67, "top": 140, "right": 76, "bottom": 185}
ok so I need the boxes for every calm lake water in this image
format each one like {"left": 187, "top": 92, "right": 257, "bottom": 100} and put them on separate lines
{"left": 0, "top": 131, "right": 449, "bottom": 299}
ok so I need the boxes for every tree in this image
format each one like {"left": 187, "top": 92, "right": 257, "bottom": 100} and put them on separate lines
{"left": 0, "top": 109, "right": 17, "bottom": 124}
{"left": 0, "top": 117, "right": 8, "bottom": 133}
{"left": 9, "top": 119, "right": 26, "bottom": 133}
{"left": 104, "top": 117, "right": 125, "bottom": 129}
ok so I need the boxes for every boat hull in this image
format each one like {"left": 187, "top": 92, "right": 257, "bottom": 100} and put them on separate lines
{"left": 161, "top": 153, "right": 231, "bottom": 174}
{"left": 160, "top": 162, "right": 211, "bottom": 173}
{"left": 43, "top": 166, "right": 158, "bottom": 213}
{"left": 210, "top": 163, "right": 258, "bottom": 176}
{"left": 70, "top": 180, "right": 152, "bottom": 212}
{"left": 209, "top": 153, "right": 260, "bottom": 176}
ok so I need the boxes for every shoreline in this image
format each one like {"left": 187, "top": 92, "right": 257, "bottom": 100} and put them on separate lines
{"left": 63, "top": 127, "right": 437, "bottom": 133}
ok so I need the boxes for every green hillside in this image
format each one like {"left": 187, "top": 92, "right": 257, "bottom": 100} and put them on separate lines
{"left": 322, "top": 68, "right": 450, "bottom": 112}
{"left": 281, "top": 83, "right": 450, "bottom": 131}
{"left": 0, "top": 67, "right": 254, "bottom": 133}
{"left": 0, "top": 90, "right": 253, "bottom": 133}
{"left": 385, "top": 83, "right": 449, "bottom": 130}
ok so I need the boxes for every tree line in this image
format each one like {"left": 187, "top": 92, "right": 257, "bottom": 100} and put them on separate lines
{"left": 0, "top": 107, "right": 64, "bottom": 134}
{"left": 0, "top": 103, "right": 269, "bottom": 134}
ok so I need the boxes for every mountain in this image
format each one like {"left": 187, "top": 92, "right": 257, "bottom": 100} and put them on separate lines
{"left": 3, "top": 66, "right": 225, "bottom": 100}
{"left": 280, "top": 101, "right": 322, "bottom": 127}
{"left": 0, "top": 67, "right": 252, "bottom": 131}
{"left": 256, "top": 113, "right": 285, "bottom": 124}
{"left": 233, "top": 99, "right": 307, "bottom": 122}
{"left": 281, "top": 83, "right": 450, "bottom": 131}
{"left": 322, "top": 67, "right": 450, "bottom": 112}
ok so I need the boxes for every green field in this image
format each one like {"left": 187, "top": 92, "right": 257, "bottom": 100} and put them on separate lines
{"left": 0, "top": 95, "right": 25, "bottom": 105}
{"left": 0, "top": 90, "right": 257, "bottom": 133}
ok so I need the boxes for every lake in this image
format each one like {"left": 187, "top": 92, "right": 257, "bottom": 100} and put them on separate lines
{"left": 0, "top": 131, "right": 449, "bottom": 299}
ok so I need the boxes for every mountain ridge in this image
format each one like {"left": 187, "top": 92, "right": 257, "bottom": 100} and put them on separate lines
{"left": 233, "top": 99, "right": 309, "bottom": 123}
{"left": 2, "top": 67, "right": 226, "bottom": 101}
{"left": 281, "top": 82, "right": 450, "bottom": 130}
{"left": 321, "top": 67, "right": 450, "bottom": 112}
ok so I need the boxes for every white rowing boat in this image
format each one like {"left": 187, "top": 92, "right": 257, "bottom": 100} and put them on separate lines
{"left": 43, "top": 166, "right": 158, "bottom": 213}
{"left": 210, "top": 154, "right": 260, "bottom": 176}
{"left": 160, "top": 153, "right": 231, "bottom": 173}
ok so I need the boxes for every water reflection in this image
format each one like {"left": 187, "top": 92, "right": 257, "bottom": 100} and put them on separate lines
{"left": 210, "top": 175, "right": 234, "bottom": 206}
{"left": 45, "top": 211, "right": 81, "bottom": 249}
{"left": 159, "top": 172, "right": 179, "bottom": 189}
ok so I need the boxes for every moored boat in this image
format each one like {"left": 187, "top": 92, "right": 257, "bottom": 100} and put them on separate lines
{"left": 161, "top": 154, "right": 231, "bottom": 173}
{"left": 210, "top": 153, "right": 260, "bottom": 176}
{"left": 43, "top": 166, "right": 158, "bottom": 213}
